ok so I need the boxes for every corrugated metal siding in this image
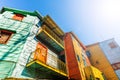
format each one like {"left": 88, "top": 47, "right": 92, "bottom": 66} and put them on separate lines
{"left": 99, "top": 39, "right": 120, "bottom": 79}
{"left": 0, "top": 11, "right": 40, "bottom": 79}
{"left": 11, "top": 15, "right": 40, "bottom": 78}
{"left": 0, "top": 61, "right": 15, "bottom": 79}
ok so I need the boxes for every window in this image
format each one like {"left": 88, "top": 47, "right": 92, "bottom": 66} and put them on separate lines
{"left": 83, "top": 58, "right": 87, "bottom": 66}
{"left": 77, "top": 54, "right": 80, "bottom": 62}
{"left": 0, "top": 30, "right": 13, "bottom": 44}
{"left": 96, "top": 61, "right": 99, "bottom": 64}
{"left": 36, "top": 21, "right": 41, "bottom": 28}
{"left": 82, "top": 54, "right": 87, "bottom": 66}
{"left": 86, "top": 51, "right": 91, "bottom": 57}
{"left": 109, "top": 42, "right": 117, "bottom": 49}
{"left": 12, "top": 14, "right": 24, "bottom": 21}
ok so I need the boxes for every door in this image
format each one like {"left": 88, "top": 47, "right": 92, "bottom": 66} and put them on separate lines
{"left": 34, "top": 42, "right": 47, "bottom": 63}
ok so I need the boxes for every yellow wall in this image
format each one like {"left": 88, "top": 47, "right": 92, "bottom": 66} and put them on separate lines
{"left": 84, "top": 66, "right": 104, "bottom": 80}
{"left": 87, "top": 44, "right": 118, "bottom": 80}
{"left": 72, "top": 37, "right": 86, "bottom": 80}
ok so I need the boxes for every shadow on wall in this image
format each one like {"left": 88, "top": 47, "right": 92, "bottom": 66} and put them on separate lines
{"left": 21, "top": 67, "right": 53, "bottom": 79}
{"left": 0, "top": 33, "right": 30, "bottom": 60}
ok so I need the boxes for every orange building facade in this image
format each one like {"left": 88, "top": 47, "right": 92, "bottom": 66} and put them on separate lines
{"left": 86, "top": 42, "right": 119, "bottom": 80}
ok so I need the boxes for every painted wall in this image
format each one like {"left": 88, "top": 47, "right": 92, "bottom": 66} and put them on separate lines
{"left": 64, "top": 32, "right": 90, "bottom": 80}
{"left": 64, "top": 33, "right": 82, "bottom": 80}
{"left": 100, "top": 39, "right": 120, "bottom": 79}
{"left": 0, "top": 10, "right": 40, "bottom": 79}
{"left": 72, "top": 35, "right": 86, "bottom": 80}
{"left": 84, "top": 66, "right": 105, "bottom": 80}
{"left": 86, "top": 43, "right": 119, "bottom": 80}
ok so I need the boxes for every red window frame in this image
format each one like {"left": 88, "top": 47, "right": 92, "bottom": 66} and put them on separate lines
{"left": 12, "top": 14, "right": 24, "bottom": 21}
{"left": 0, "top": 30, "right": 13, "bottom": 44}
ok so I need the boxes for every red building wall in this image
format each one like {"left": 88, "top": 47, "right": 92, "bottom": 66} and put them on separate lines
{"left": 64, "top": 33, "right": 82, "bottom": 80}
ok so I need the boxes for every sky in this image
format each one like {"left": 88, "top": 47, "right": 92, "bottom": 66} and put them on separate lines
{"left": 1, "top": 0, "right": 120, "bottom": 45}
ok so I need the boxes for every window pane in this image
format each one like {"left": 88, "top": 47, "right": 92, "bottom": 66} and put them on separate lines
{"left": 77, "top": 55, "right": 80, "bottom": 62}
{"left": 0, "top": 30, "right": 13, "bottom": 44}
{"left": 12, "top": 14, "right": 24, "bottom": 21}
{"left": 86, "top": 51, "right": 91, "bottom": 57}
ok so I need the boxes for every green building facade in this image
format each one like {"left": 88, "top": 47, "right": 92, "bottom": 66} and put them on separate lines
{"left": 0, "top": 7, "right": 67, "bottom": 80}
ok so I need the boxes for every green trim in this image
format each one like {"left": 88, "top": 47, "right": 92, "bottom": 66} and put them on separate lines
{"left": 1, "top": 7, "right": 43, "bottom": 20}
{"left": 0, "top": 28, "right": 16, "bottom": 33}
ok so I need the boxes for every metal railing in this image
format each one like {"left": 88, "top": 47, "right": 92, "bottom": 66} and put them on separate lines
{"left": 28, "top": 51, "right": 67, "bottom": 74}
{"left": 47, "top": 53, "right": 67, "bottom": 74}
{"left": 42, "top": 25, "right": 64, "bottom": 47}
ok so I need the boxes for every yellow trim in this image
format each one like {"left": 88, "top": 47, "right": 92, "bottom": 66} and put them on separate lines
{"left": 26, "top": 60, "right": 36, "bottom": 67}
{"left": 43, "top": 30, "right": 64, "bottom": 49}
{"left": 44, "top": 15, "right": 64, "bottom": 35}
{"left": 26, "top": 60, "right": 67, "bottom": 77}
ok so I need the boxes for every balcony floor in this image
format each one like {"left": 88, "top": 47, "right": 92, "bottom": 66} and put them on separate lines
{"left": 26, "top": 60, "right": 68, "bottom": 79}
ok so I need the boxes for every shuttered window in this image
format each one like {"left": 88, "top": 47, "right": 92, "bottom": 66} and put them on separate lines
{"left": 0, "top": 30, "right": 13, "bottom": 44}
{"left": 12, "top": 14, "right": 24, "bottom": 21}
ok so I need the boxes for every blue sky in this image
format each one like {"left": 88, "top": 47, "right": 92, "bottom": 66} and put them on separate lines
{"left": 1, "top": 0, "right": 120, "bottom": 45}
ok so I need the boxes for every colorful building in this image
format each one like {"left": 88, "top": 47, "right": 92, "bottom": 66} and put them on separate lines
{"left": 0, "top": 7, "right": 67, "bottom": 80}
{"left": 64, "top": 32, "right": 105, "bottom": 80}
{"left": 86, "top": 39, "right": 120, "bottom": 80}
{"left": 84, "top": 66, "right": 105, "bottom": 80}
{"left": 0, "top": 7, "right": 106, "bottom": 80}
{"left": 64, "top": 32, "right": 91, "bottom": 80}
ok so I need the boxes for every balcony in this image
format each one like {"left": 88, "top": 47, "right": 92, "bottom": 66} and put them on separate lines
{"left": 36, "top": 25, "right": 64, "bottom": 52}
{"left": 26, "top": 48, "right": 67, "bottom": 79}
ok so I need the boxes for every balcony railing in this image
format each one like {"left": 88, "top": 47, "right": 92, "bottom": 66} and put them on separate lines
{"left": 27, "top": 50, "right": 67, "bottom": 76}
{"left": 39, "top": 25, "right": 64, "bottom": 48}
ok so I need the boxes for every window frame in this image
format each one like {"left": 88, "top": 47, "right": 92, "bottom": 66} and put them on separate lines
{"left": 12, "top": 13, "right": 24, "bottom": 21}
{"left": 0, "top": 30, "right": 14, "bottom": 44}
{"left": 76, "top": 54, "right": 80, "bottom": 62}
{"left": 109, "top": 42, "right": 117, "bottom": 49}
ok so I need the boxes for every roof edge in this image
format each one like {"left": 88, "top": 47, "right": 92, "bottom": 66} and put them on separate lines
{"left": 1, "top": 7, "right": 43, "bottom": 20}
